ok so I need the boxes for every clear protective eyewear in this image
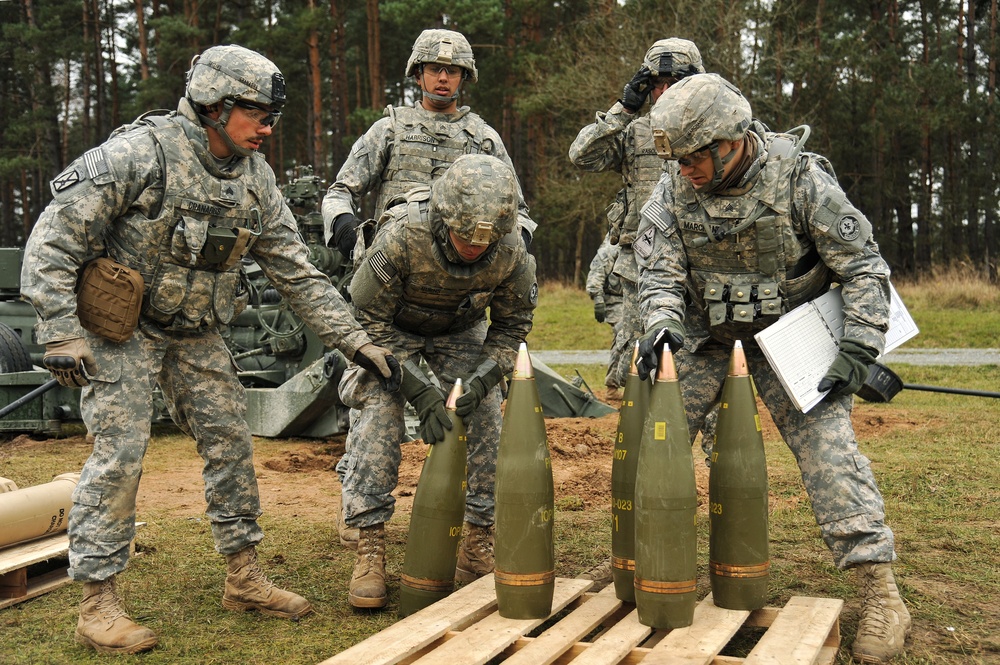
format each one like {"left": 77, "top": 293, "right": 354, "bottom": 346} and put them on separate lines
{"left": 423, "top": 63, "right": 464, "bottom": 79}
{"left": 234, "top": 100, "right": 282, "bottom": 128}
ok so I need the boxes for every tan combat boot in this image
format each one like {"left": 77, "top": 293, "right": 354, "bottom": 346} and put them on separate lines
{"left": 576, "top": 557, "right": 614, "bottom": 591}
{"left": 455, "top": 522, "right": 495, "bottom": 583}
{"left": 349, "top": 524, "right": 387, "bottom": 608}
{"left": 851, "top": 563, "right": 911, "bottom": 663}
{"left": 339, "top": 504, "right": 359, "bottom": 550}
{"left": 222, "top": 546, "right": 313, "bottom": 619}
{"left": 75, "top": 576, "right": 158, "bottom": 654}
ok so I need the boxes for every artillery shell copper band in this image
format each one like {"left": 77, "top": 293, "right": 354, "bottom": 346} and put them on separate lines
{"left": 400, "top": 574, "right": 453, "bottom": 592}
{"left": 494, "top": 569, "right": 555, "bottom": 586}
{"left": 611, "top": 556, "right": 635, "bottom": 571}
{"left": 633, "top": 577, "right": 697, "bottom": 594}
{"left": 709, "top": 560, "right": 770, "bottom": 578}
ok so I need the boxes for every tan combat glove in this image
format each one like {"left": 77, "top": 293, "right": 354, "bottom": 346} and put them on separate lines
{"left": 353, "top": 343, "right": 402, "bottom": 392}
{"left": 43, "top": 337, "right": 97, "bottom": 388}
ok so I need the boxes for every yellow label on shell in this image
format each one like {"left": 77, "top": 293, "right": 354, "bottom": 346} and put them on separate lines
{"left": 654, "top": 422, "right": 666, "bottom": 440}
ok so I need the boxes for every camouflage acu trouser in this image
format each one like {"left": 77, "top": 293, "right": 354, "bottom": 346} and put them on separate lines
{"left": 69, "top": 322, "right": 263, "bottom": 582}
{"left": 603, "top": 297, "right": 624, "bottom": 389}
{"left": 675, "top": 342, "right": 896, "bottom": 569}
{"left": 338, "top": 323, "right": 501, "bottom": 529}
{"left": 609, "top": 261, "right": 641, "bottom": 388}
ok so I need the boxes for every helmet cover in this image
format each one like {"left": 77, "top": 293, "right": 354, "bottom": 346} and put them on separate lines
{"left": 649, "top": 73, "right": 752, "bottom": 159}
{"left": 186, "top": 44, "right": 286, "bottom": 110}
{"left": 642, "top": 38, "right": 706, "bottom": 79}
{"left": 405, "top": 29, "right": 478, "bottom": 83}
{"left": 431, "top": 155, "right": 518, "bottom": 246}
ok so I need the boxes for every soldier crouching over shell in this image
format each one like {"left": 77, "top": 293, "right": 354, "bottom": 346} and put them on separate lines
{"left": 338, "top": 154, "right": 537, "bottom": 610}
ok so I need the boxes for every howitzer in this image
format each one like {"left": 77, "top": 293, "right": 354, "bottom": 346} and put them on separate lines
{"left": 859, "top": 362, "right": 1000, "bottom": 402}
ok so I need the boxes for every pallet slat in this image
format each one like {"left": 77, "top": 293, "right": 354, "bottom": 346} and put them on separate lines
{"left": 317, "top": 580, "right": 843, "bottom": 665}
{"left": 743, "top": 596, "right": 844, "bottom": 665}
{"left": 502, "top": 585, "right": 622, "bottom": 665}
{"left": 408, "top": 577, "right": 592, "bottom": 665}
{"left": 641, "top": 594, "right": 751, "bottom": 665}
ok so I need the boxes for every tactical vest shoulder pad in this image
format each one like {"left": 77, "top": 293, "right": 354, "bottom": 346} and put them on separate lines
{"left": 108, "top": 109, "right": 173, "bottom": 139}
{"left": 765, "top": 124, "right": 811, "bottom": 164}
{"left": 404, "top": 185, "right": 432, "bottom": 203}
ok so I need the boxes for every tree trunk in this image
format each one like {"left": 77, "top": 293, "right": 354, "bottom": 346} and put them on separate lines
{"left": 103, "top": 0, "right": 121, "bottom": 128}
{"left": 329, "top": 0, "right": 349, "bottom": 171}
{"left": 305, "top": 0, "right": 323, "bottom": 176}
{"left": 964, "top": 0, "right": 981, "bottom": 262}
{"left": 134, "top": 0, "right": 150, "bottom": 81}
{"left": 366, "top": 0, "right": 382, "bottom": 109}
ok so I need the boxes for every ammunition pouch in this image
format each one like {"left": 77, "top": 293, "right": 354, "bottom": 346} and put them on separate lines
{"left": 203, "top": 226, "right": 255, "bottom": 271}
{"left": 76, "top": 257, "right": 145, "bottom": 343}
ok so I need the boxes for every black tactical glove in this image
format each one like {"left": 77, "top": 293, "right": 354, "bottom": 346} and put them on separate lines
{"left": 43, "top": 337, "right": 97, "bottom": 388}
{"left": 353, "top": 343, "right": 402, "bottom": 393}
{"left": 454, "top": 357, "right": 505, "bottom": 424}
{"left": 331, "top": 212, "right": 360, "bottom": 259}
{"left": 621, "top": 66, "right": 653, "bottom": 113}
{"left": 635, "top": 320, "right": 685, "bottom": 381}
{"left": 399, "top": 360, "right": 452, "bottom": 444}
{"left": 818, "top": 338, "right": 878, "bottom": 399}
{"left": 593, "top": 299, "right": 607, "bottom": 323}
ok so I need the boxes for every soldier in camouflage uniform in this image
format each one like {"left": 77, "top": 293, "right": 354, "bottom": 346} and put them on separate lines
{"left": 325, "top": 27, "right": 537, "bottom": 550}
{"left": 569, "top": 38, "right": 704, "bottom": 389}
{"left": 322, "top": 28, "right": 537, "bottom": 260}
{"left": 633, "top": 74, "right": 910, "bottom": 664}
{"left": 20, "top": 45, "right": 400, "bottom": 655}
{"left": 338, "top": 154, "right": 537, "bottom": 609}
{"left": 585, "top": 233, "right": 624, "bottom": 393}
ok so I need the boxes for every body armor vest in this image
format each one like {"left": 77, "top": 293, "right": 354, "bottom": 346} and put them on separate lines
{"left": 374, "top": 105, "right": 494, "bottom": 219}
{"left": 104, "top": 115, "right": 264, "bottom": 331}
{"left": 361, "top": 189, "right": 522, "bottom": 336}
{"left": 619, "top": 117, "right": 665, "bottom": 246}
{"left": 675, "top": 132, "right": 832, "bottom": 345}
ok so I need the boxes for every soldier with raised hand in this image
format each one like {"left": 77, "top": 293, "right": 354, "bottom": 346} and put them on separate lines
{"left": 20, "top": 44, "right": 400, "bottom": 655}
{"left": 585, "top": 232, "right": 624, "bottom": 396}
{"left": 339, "top": 154, "right": 537, "bottom": 610}
{"left": 634, "top": 73, "right": 910, "bottom": 664}
{"left": 569, "top": 38, "right": 704, "bottom": 390}
{"left": 322, "top": 28, "right": 537, "bottom": 260}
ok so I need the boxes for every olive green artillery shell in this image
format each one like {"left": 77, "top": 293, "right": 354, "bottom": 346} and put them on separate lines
{"left": 634, "top": 375, "right": 697, "bottom": 628}
{"left": 399, "top": 409, "right": 468, "bottom": 617}
{"left": 494, "top": 366, "right": 554, "bottom": 619}
{"left": 708, "top": 370, "right": 770, "bottom": 610}
{"left": 610, "top": 370, "right": 651, "bottom": 603}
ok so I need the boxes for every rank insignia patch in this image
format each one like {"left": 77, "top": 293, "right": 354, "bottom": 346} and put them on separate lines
{"left": 633, "top": 226, "right": 656, "bottom": 260}
{"left": 52, "top": 168, "right": 81, "bottom": 192}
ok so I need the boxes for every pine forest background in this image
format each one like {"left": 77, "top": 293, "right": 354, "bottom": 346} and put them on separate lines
{"left": 1, "top": 0, "right": 998, "bottom": 284}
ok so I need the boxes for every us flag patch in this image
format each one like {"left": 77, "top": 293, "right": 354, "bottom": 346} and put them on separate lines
{"left": 368, "top": 251, "right": 397, "bottom": 284}
{"left": 83, "top": 148, "right": 110, "bottom": 179}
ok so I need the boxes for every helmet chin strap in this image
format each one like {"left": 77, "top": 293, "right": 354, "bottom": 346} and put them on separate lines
{"left": 420, "top": 66, "right": 466, "bottom": 106}
{"left": 704, "top": 142, "right": 739, "bottom": 190}
{"left": 197, "top": 99, "right": 254, "bottom": 158}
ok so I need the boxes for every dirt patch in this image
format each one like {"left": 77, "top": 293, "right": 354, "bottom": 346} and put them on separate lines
{"left": 3, "top": 397, "right": 913, "bottom": 522}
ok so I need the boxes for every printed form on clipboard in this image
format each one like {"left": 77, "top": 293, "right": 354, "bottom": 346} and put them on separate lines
{"left": 754, "top": 283, "right": 919, "bottom": 413}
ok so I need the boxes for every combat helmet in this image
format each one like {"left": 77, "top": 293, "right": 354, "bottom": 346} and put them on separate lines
{"left": 186, "top": 44, "right": 286, "bottom": 157}
{"left": 643, "top": 38, "right": 705, "bottom": 81}
{"left": 649, "top": 73, "right": 752, "bottom": 189}
{"left": 405, "top": 29, "right": 479, "bottom": 82}
{"left": 431, "top": 155, "right": 518, "bottom": 251}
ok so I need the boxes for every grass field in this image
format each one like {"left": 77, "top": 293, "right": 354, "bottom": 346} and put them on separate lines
{"left": 1, "top": 274, "right": 998, "bottom": 664}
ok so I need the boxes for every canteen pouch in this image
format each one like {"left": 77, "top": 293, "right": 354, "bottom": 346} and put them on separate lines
{"left": 76, "top": 257, "right": 145, "bottom": 343}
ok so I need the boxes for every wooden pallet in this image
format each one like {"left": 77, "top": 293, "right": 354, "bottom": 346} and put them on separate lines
{"left": 0, "top": 523, "right": 145, "bottom": 610}
{"left": 0, "top": 532, "right": 72, "bottom": 610}
{"left": 316, "top": 575, "right": 843, "bottom": 665}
